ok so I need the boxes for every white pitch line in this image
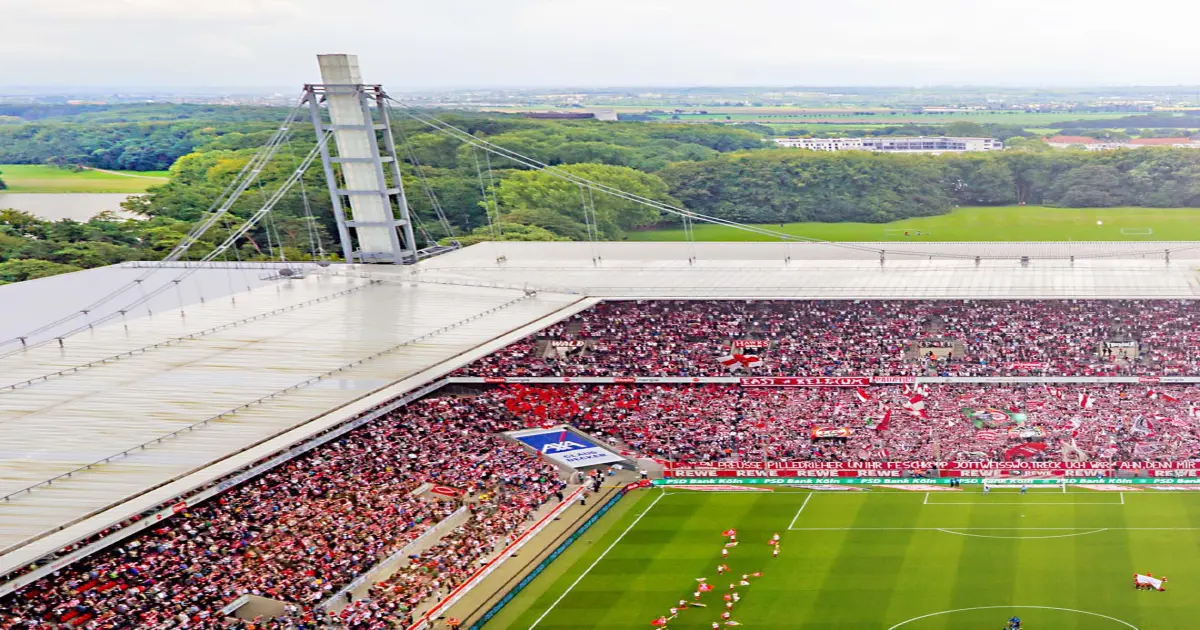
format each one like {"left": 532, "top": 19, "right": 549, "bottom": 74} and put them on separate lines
{"left": 887, "top": 605, "right": 1138, "bottom": 630}
{"left": 922, "top": 501, "right": 1123, "bottom": 505}
{"left": 935, "top": 527, "right": 1109, "bottom": 540}
{"left": 527, "top": 490, "right": 666, "bottom": 629}
{"left": 923, "top": 491, "right": 929, "bottom": 505}
{"left": 787, "top": 492, "right": 814, "bottom": 530}
{"left": 787, "top": 527, "right": 1200, "bottom": 531}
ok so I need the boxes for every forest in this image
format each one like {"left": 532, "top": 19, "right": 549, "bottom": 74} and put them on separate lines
{"left": 5, "top": 105, "right": 1200, "bottom": 283}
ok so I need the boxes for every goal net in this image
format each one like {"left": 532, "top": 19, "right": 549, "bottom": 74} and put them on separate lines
{"left": 982, "top": 479, "right": 1067, "bottom": 493}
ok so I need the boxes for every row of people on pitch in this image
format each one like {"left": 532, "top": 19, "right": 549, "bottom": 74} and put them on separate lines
{"left": 460, "top": 299, "right": 1200, "bottom": 377}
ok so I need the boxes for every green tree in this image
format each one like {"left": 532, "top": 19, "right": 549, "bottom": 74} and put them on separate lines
{"left": 0, "top": 259, "right": 83, "bottom": 284}
{"left": 491, "top": 164, "right": 673, "bottom": 239}
{"left": 446, "top": 222, "right": 570, "bottom": 246}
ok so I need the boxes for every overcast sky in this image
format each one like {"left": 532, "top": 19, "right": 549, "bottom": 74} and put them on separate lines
{"left": 5, "top": 0, "right": 1200, "bottom": 90}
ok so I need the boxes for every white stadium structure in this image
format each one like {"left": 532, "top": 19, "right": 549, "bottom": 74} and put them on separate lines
{"left": 4, "top": 239, "right": 1200, "bottom": 593}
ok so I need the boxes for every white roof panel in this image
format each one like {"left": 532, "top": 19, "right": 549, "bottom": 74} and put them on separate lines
{"left": 0, "top": 265, "right": 582, "bottom": 565}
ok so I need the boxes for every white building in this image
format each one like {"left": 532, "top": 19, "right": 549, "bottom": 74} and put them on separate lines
{"left": 773, "top": 136, "right": 1002, "bottom": 153}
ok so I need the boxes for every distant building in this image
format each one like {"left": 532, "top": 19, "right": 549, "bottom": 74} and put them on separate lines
{"left": 518, "top": 110, "right": 618, "bottom": 122}
{"left": 1044, "top": 136, "right": 1200, "bottom": 150}
{"left": 590, "top": 108, "right": 619, "bottom": 122}
{"left": 772, "top": 136, "right": 1002, "bottom": 153}
{"left": 521, "top": 112, "right": 595, "bottom": 120}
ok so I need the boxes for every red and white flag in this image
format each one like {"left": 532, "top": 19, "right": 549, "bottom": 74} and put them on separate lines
{"left": 1048, "top": 387, "right": 1064, "bottom": 400}
{"left": 866, "top": 407, "right": 892, "bottom": 432}
{"left": 903, "top": 394, "right": 927, "bottom": 417}
{"left": 1079, "top": 393, "right": 1093, "bottom": 410}
{"left": 854, "top": 388, "right": 871, "bottom": 403}
{"left": 718, "top": 354, "right": 763, "bottom": 371}
{"left": 1147, "top": 390, "right": 1180, "bottom": 403}
{"left": 975, "top": 429, "right": 1002, "bottom": 442}
{"left": 915, "top": 383, "right": 930, "bottom": 396}
{"left": 1189, "top": 405, "right": 1200, "bottom": 419}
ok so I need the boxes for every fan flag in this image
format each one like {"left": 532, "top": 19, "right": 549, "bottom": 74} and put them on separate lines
{"left": 854, "top": 388, "right": 871, "bottom": 403}
{"left": 865, "top": 407, "right": 892, "bottom": 431}
{"left": 722, "top": 529, "right": 737, "bottom": 537}
{"left": 1048, "top": 386, "right": 1064, "bottom": 400}
{"left": 1079, "top": 393, "right": 1093, "bottom": 409}
{"left": 974, "top": 429, "right": 1002, "bottom": 442}
{"left": 903, "top": 395, "right": 927, "bottom": 417}
{"left": 718, "top": 354, "right": 763, "bottom": 370}
{"left": 1190, "top": 405, "right": 1200, "bottom": 419}
{"left": 1147, "top": 388, "right": 1176, "bottom": 403}
{"left": 1135, "top": 574, "right": 1166, "bottom": 590}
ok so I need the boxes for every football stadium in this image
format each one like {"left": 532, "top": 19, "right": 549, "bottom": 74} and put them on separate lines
{"left": 7, "top": 57, "right": 1200, "bottom": 630}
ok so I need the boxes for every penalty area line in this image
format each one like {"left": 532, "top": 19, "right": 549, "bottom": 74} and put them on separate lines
{"left": 787, "top": 492, "right": 814, "bottom": 530}
{"left": 527, "top": 490, "right": 666, "bottom": 629}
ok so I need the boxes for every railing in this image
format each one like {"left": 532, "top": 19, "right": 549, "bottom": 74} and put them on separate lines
{"left": 0, "top": 282, "right": 379, "bottom": 394}
{"left": 320, "top": 506, "right": 469, "bottom": 610}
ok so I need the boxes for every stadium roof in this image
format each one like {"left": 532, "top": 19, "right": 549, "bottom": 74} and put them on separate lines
{"left": 0, "top": 261, "right": 587, "bottom": 575}
{"left": 416, "top": 241, "right": 1200, "bottom": 299}
{"left": 3, "top": 240, "right": 1200, "bottom": 577}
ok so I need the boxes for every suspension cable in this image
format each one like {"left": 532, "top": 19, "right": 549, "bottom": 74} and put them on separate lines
{"left": 385, "top": 100, "right": 897, "bottom": 257}
{"left": 0, "top": 96, "right": 308, "bottom": 353}
{"left": 0, "top": 131, "right": 332, "bottom": 358}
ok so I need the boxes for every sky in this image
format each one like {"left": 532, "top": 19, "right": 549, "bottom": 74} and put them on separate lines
{"left": 4, "top": 0, "right": 1200, "bottom": 89}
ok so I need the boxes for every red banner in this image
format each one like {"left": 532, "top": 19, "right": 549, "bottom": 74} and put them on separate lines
{"left": 663, "top": 461, "right": 1200, "bottom": 478}
{"left": 810, "top": 427, "right": 852, "bottom": 438}
{"left": 732, "top": 340, "right": 771, "bottom": 349}
{"left": 740, "top": 376, "right": 872, "bottom": 387}
{"left": 1006, "top": 362, "right": 1045, "bottom": 370}
{"left": 613, "top": 377, "right": 637, "bottom": 384}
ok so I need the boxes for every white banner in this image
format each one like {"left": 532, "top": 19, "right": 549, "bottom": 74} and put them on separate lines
{"left": 509, "top": 427, "right": 625, "bottom": 467}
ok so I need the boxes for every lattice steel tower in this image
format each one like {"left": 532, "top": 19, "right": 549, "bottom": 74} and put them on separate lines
{"left": 303, "top": 54, "right": 417, "bottom": 264}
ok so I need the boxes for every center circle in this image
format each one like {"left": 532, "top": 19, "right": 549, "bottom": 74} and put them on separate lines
{"left": 887, "top": 605, "right": 1139, "bottom": 630}
{"left": 936, "top": 528, "right": 1108, "bottom": 540}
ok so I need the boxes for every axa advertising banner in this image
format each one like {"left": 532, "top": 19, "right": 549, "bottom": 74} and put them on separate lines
{"left": 510, "top": 428, "right": 625, "bottom": 468}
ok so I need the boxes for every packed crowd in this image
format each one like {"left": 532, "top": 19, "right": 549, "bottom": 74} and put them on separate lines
{"left": 0, "top": 396, "right": 562, "bottom": 630}
{"left": 7, "top": 379, "right": 1200, "bottom": 629}
{"left": 495, "top": 383, "right": 1200, "bottom": 464}
{"left": 459, "top": 299, "right": 1200, "bottom": 377}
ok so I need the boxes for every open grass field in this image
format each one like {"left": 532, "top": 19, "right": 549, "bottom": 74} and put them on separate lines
{"left": 493, "top": 487, "right": 1198, "bottom": 629}
{"left": 0, "top": 165, "right": 169, "bottom": 193}
{"left": 644, "top": 111, "right": 1134, "bottom": 126}
{"left": 628, "top": 206, "right": 1200, "bottom": 242}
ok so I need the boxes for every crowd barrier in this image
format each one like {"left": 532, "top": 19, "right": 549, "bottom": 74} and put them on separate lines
{"left": 404, "top": 488, "right": 585, "bottom": 630}
{"left": 468, "top": 482, "right": 647, "bottom": 629}
{"left": 449, "top": 376, "right": 1200, "bottom": 385}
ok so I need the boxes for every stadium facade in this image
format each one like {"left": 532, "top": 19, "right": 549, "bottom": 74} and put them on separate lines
{"left": 3, "top": 241, "right": 1200, "bottom": 587}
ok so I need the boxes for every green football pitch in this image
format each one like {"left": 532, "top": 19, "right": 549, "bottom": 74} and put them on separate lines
{"left": 627, "top": 206, "right": 1200, "bottom": 242}
{"left": 491, "top": 487, "right": 1200, "bottom": 629}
